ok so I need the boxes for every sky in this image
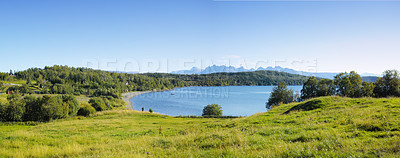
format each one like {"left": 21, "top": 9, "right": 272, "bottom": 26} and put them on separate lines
{"left": 1, "top": 0, "right": 399, "bottom": 75}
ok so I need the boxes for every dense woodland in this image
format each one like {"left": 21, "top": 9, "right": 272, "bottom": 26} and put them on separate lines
{"left": 1, "top": 65, "right": 308, "bottom": 98}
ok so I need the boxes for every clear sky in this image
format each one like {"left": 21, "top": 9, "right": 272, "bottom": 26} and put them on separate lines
{"left": 1, "top": 0, "right": 399, "bottom": 74}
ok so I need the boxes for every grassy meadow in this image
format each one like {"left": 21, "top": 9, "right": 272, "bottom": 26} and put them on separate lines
{"left": 1, "top": 96, "right": 400, "bottom": 157}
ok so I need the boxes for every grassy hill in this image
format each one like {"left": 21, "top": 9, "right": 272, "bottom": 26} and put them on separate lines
{"left": 1, "top": 96, "right": 399, "bottom": 157}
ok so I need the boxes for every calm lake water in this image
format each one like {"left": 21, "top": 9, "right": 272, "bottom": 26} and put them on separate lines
{"left": 131, "top": 86, "right": 303, "bottom": 116}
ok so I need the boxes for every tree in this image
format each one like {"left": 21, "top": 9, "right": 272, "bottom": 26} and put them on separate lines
{"left": 301, "top": 77, "right": 318, "bottom": 100}
{"left": 41, "top": 95, "right": 65, "bottom": 121}
{"left": 317, "top": 79, "right": 335, "bottom": 97}
{"left": 149, "top": 108, "right": 153, "bottom": 113}
{"left": 202, "top": 104, "right": 222, "bottom": 116}
{"left": 23, "top": 95, "right": 43, "bottom": 121}
{"left": 334, "top": 71, "right": 362, "bottom": 98}
{"left": 361, "top": 81, "right": 375, "bottom": 97}
{"left": 373, "top": 77, "right": 385, "bottom": 98}
{"left": 266, "top": 82, "right": 295, "bottom": 109}
{"left": 374, "top": 70, "right": 400, "bottom": 97}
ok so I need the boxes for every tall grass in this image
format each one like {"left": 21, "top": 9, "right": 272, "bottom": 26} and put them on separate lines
{"left": 0, "top": 96, "right": 399, "bottom": 157}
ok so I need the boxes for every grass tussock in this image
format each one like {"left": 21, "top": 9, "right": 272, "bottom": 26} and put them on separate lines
{"left": 1, "top": 96, "right": 400, "bottom": 157}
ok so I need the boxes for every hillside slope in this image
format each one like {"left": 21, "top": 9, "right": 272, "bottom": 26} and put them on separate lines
{"left": 1, "top": 97, "right": 399, "bottom": 157}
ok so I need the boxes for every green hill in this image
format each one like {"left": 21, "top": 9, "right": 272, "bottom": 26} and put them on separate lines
{"left": 1, "top": 96, "right": 399, "bottom": 157}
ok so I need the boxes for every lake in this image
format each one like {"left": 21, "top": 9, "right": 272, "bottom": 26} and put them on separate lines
{"left": 131, "top": 86, "right": 303, "bottom": 116}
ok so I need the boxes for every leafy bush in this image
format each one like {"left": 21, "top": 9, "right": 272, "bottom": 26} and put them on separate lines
{"left": 149, "top": 108, "right": 153, "bottom": 113}
{"left": 23, "top": 95, "right": 43, "bottom": 121}
{"left": 202, "top": 104, "right": 222, "bottom": 116}
{"left": 61, "top": 95, "right": 80, "bottom": 117}
{"left": 40, "top": 95, "right": 66, "bottom": 121}
{"left": 89, "top": 98, "right": 109, "bottom": 111}
{"left": 1, "top": 93, "right": 25, "bottom": 122}
{"left": 0, "top": 94, "right": 83, "bottom": 122}
{"left": 77, "top": 103, "right": 96, "bottom": 117}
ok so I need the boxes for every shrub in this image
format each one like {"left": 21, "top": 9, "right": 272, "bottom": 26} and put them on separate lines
{"left": 0, "top": 103, "right": 5, "bottom": 122}
{"left": 77, "top": 103, "right": 96, "bottom": 117}
{"left": 202, "top": 104, "right": 222, "bottom": 116}
{"left": 149, "top": 108, "right": 153, "bottom": 113}
{"left": 142, "top": 107, "right": 144, "bottom": 111}
{"left": 61, "top": 95, "right": 79, "bottom": 117}
{"left": 41, "top": 95, "right": 65, "bottom": 121}
{"left": 23, "top": 95, "right": 43, "bottom": 121}
{"left": 89, "top": 98, "right": 108, "bottom": 111}
{"left": 2, "top": 93, "right": 25, "bottom": 122}
{"left": 3, "top": 103, "right": 25, "bottom": 122}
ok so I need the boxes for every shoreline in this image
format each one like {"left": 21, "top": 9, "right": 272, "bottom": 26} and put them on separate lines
{"left": 122, "top": 91, "right": 152, "bottom": 109}
{"left": 122, "top": 89, "right": 175, "bottom": 109}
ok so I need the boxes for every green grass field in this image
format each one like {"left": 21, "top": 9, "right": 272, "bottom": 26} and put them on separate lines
{"left": 1, "top": 96, "right": 400, "bottom": 157}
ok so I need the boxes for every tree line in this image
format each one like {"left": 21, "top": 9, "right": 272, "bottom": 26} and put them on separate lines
{"left": 3, "top": 65, "right": 308, "bottom": 98}
{"left": 267, "top": 70, "right": 400, "bottom": 108}
{"left": 301, "top": 70, "right": 399, "bottom": 100}
{"left": 144, "top": 70, "right": 308, "bottom": 86}
{"left": 11, "top": 65, "right": 176, "bottom": 97}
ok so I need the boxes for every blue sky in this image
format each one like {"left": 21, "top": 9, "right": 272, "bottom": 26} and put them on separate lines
{"left": 1, "top": 0, "right": 399, "bottom": 74}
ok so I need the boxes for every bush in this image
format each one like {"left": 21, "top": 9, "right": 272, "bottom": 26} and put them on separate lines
{"left": 61, "top": 95, "right": 79, "bottom": 117}
{"left": 0, "top": 103, "right": 5, "bottom": 122}
{"left": 2, "top": 93, "right": 25, "bottom": 122}
{"left": 89, "top": 98, "right": 108, "bottom": 111}
{"left": 202, "top": 104, "right": 222, "bottom": 116}
{"left": 77, "top": 103, "right": 96, "bottom": 117}
{"left": 149, "top": 108, "right": 153, "bottom": 113}
{"left": 23, "top": 95, "right": 43, "bottom": 121}
{"left": 41, "top": 95, "right": 65, "bottom": 121}
{"left": 1, "top": 102, "right": 25, "bottom": 122}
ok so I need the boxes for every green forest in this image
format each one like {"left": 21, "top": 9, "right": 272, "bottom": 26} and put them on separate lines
{"left": 1, "top": 65, "right": 308, "bottom": 97}
{"left": 0, "top": 65, "right": 309, "bottom": 123}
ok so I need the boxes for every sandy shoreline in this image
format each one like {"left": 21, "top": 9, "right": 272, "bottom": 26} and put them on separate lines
{"left": 122, "top": 91, "right": 152, "bottom": 109}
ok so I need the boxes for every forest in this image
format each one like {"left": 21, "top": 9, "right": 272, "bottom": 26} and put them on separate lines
{"left": 0, "top": 65, "right": 309, "bottom": 122}
{"left": 1, "top": 65, "right": 309, "bottom": 98}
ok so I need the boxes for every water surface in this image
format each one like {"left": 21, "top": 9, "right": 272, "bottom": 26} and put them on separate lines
{"left": 131, "top": 86, "right": 302, "bottom": 116}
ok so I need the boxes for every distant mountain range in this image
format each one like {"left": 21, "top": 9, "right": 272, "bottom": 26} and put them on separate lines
{"left": 171, "top": 65, "right": 380, "bottom": 81}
